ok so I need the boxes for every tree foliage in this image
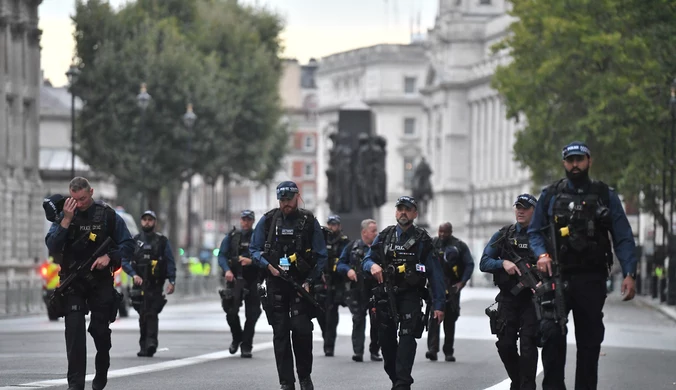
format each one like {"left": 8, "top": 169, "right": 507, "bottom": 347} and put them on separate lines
{"left": 71, "top": 0, "right": 287, "bottom": 204}
{"left": 492, "top": 0, "right": 676, "bottom": 225}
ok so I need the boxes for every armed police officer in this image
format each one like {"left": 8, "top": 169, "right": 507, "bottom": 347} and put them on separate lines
{"left": 425, "top": 222, "right": 474, "bottom": 362}
{"left": 317, "top": 214, "right": 349, "bottom": 357}
{"left": 363, "top": 196, "right": 446, "bottom": 390}
{"left": 249, "top": 181, "right": 328, "bottom": 390}
{"left": 529, "top": 142, "right": 637, "bottom": 390}
{"left": 337, "top": 218, "right": 382, "bottom": 362}
{"left": 121, "top": 210, "right": 176, "bottom": 358}
{"left": 217, "top": 209, "right": 262, "bottom": 358}
{"left": 480, "top": 194, "right": 540, "bottom": 390}
{"left": 45, "top": 177, "right": 135, "bottom": 390}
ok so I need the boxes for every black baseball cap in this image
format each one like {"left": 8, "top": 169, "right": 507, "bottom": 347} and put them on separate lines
{"left": 141, "top": 210, "right": 157, "bottom": 219}
{"left": 395, "top": 196, "right": 418, "bottom": 209}
{"left": 327, "top": 215, "right": 341, "bottom": 225}
{"left": 43, "top": 194, "right": 67, "bottom": 222}
{"left": 276, "top": 181, "right": 299, "bottom": 200}
{"left": 241, "top": 210, "right": 255, "bottom": 220}
{"left": 562, "top": 141, "right": 591, "bottom": 160}
{"left": 514, "top": 194, "right": 537, "bottom": 208}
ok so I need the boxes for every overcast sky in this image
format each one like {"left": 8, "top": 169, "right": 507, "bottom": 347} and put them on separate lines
{"left": 39, "top": 0, "right": 437, "bottom": 87}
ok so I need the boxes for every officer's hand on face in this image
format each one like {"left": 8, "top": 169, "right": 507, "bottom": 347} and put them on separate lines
{"left": 90, "top": 254, "right": 110, "bottom": 271}
{"left": 62, "top": 197, "right": 77, "bottom": 221}
{"left": 166, "top": 283, "right": 175, "bottom": 295}
{"left": 267, "top": 264, "right": 280, "bottom": 277}
{"left": 133, "top": 275, "right": 143, "bottom": 285}
{"left": 239, "top": 256, "right": 253, "bottom": 266}
{"left": 371, "top": 264, "right": 383, "bottom": 284}
{"left": 434, "top": 310, "right": 445, "bottom": 324}
{"left": 621, "top": 275, "right": 636, "bottom": 301}
{"left": 225, "top": 270, "right": 234, "bottom": 282}
{"left": 502, "top": 260, "right": 522, "bottom": 276}
{"left": 347, "top": 269, "right": 357, "bottom": 282}
{"left": 537, "top": 255, "right": 553, "bottom": 277}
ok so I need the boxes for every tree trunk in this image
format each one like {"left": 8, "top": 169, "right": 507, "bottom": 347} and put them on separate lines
{"left": 167, "top": 180, "right": 181, "bottom": 258}
{"left": 147, "top": 187, "right": 161, "bottom": 215}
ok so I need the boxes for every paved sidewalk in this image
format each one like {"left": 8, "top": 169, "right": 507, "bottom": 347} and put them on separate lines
{"left": 635, "top": 294, "right": 676, "bottom": 323}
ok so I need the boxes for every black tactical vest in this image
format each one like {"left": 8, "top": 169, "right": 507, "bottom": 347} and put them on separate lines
{"left": 263, "top": 208, "right": 316, "bottom": 280}
{"left": 133, "top": 232, "right": 167, "bottom": 285}
{"left": 433, "top": 236, "right": 466, "bottom": 285}
{"left": 228, "top": 229, "right": 258, "bottom": 280}
{"left": 377, "top": 225, "right": 432, "bottom": 289}
{"left": 545, "top": 179, "right": 612, "bottom": 272}
{"left": 350, "top": 239, "right": 367, "bottom": 272}
{"left": 322, "top": 227, "right": 349, "bottom": 275}
{"left": 492, "top": 224, "right": 536, "bottom": 292}
{"left": 62, "top": 201, "right": 114, "bottom": 279}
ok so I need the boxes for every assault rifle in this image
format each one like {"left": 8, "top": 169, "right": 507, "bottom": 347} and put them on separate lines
{"left": 47, "top": 237, "right": 114, "bottom": 319}
{"left": 269, "top": 262, "right": 325, "bottom": 313}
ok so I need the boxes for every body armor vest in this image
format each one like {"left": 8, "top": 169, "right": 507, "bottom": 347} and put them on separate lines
{"left": 133, "top": 232, "right": 167, "bottom": 286}
{"left": 546, "top": 179, "right": 612, "bottom": 272}
{"left": 433, "top": 236, "right": 466, "bottom": 285}
{"left": 493, "top": 224, "right": 536, "bottom": 292}
{"left": 62, "top": 201, "right": 113, "bottom": 279}
{"left": 228, "top": 229, "right": 258, "bottom": 280}
{"left": 378, "top": 225, "right": 431, "bottom": 290}
{"left": 323, "top": 227, "right": 349, "bottom": 277}
{"left": 263, "top": 208, "right": 316, "bottom": 280}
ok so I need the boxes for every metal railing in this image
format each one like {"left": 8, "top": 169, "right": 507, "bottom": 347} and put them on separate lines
{"left": 0, "top": 275, "right": 45, "bottom": 316}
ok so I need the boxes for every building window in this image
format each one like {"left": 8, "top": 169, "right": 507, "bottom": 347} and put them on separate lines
{"left": 302, "top": 183, "right": 315, "bottom": 205}
{"left": 404, "top": 157, "right": 415, "bottom": 189}
{"left": 479, "top": 0, "right": 492, "bottom": 4}
{"left": 404, "top": 118, "right": 416, "bottom": 136}
{"left": 304, "top": 135, "right": 315, "bottom": 152}
{"left": 404, "top": 77, "right": 417, "bottom": 94}
{"left": 304, "top": 163, "right": 314, "bottom": 177}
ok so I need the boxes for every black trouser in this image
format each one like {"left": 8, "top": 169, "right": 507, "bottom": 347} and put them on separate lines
{"left": 316, "top": 282, "right": 344, "bottom": 352}
{"left": 427, "top": 291, "right": 460, "bottom": 357}
{"left": 132, "top": 285, "right": 166, "bottom": 352}
{"left": 225, "top": 277, "right": 262, "bottom": 350}
{"left": 496, "top": 290, "right": 538, "bottom": 390}
{"left": 347, "top": 285, "right": 380, "bottom": 356}
{"left": 541, "top": 272, "right": 607, "bottom": 390}
{"left": 377, "top": 289, "right": 422, "bottom": 390}
{"left": 64, "top": 281, "right": 114, "bottom": 389}
{"left": 266, "top": 276, "right": 314, "bottom": 387}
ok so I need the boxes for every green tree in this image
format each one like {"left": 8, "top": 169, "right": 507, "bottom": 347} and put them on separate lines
{"left": 71, "top": 0, "right": 287, "bottom": 247}
{"left": 492, "top": 0, "right": 676, "bottom": 231}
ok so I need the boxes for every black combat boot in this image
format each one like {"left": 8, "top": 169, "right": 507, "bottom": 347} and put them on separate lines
{"left": 229, "top": 340, "right": 241, "bottom": 354}
{"left": 425, "top": 351, "right": 438, "bottom": 361}
{"left": 370, "top": 352, "right": 383, "bottom": 361}
{"left": 299, "top": 376, "right": 314, "bottom": 390}
{"left": 279, "top": 383, "right": 294, "bottom": 390}
{"left": 92, "top": 371, "right": 107, "bottom": 390}
{"left": 240, "top": 346, "right": 252, "bottom": 358}
{"left": 352, "top": 354, "right": 363, "bottom": 362}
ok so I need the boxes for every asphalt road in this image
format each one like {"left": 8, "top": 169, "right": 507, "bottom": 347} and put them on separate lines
{"left": 1, "top": 287, "right": 675, "bottom": 390}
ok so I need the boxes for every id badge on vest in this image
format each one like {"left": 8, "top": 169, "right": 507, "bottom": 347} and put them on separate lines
{"left": 416, "top": 264, "right": 426, "bottom": 273}
{"left": 279, "top": 256, "right": 291, "bottom": 271}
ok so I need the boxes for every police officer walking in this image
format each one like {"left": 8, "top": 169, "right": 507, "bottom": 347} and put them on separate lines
{"left": 45, "top": 177, "right": 135, "bottom": 390}
{"left": 337, "top": 218, "right": 382, "bottom": 362}
{"left": 317, "top": 214, "right": 349, "bottom": 357}
{"left": 425, "top": 222, "right": 474, "bottom": 362}
{"left": 249, "top": 181, "right": 328, "bottom": 390}
{"left": 480, "top": 194, "right": 539, "bottom": 390}
{"left": 121, "top": 210, "right": 177, "bottom": 358}
{"left": 363, "top": 196, "right": 446, "bottom": 390}
{"left": 217, "top": 210, "right": 262, "bottom": 358}
{"left": 529, "top": 141, "right": 637, "bottom": 390}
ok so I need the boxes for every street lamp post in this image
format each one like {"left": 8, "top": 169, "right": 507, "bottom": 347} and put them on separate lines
{"left": 668, "top": 79, "right": 676, "bottom": 305}
{"left": 66, "top": 65, "right": 80, "bottom": 179}
{"left": 183, "top": 103, "right": 197, "bottom": 254}
{"left": 136, "top": 83, "right": 151, "bottom": 213}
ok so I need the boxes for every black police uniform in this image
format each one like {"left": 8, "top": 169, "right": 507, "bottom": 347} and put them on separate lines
{"left": 481, "top": 223, "right": 539, "bottom": 390}
{"left": 529, "top": 144, "right": 637, "bottom": 390}
{"left": 339, "top": 238, "right": 381, "bottom": 360}
{"left": 363, "top": 223, "right": 446, "bottom": 390}
{"left": 127, "top": 231, "right": 174, "bottom": 356}
{"left": 426, "top": 235, "right": 473, "bottom": 360}
{"left": 217, "top": 228, "right": 262, "bottom": 356}
{"left": 250, "top": 207, "right": 328, "bottom": 390}
{"left": 45, "top": 201, "right": 134, "bottom": 390}
{"left": 316, "top": 227, "right": 349, "bottom": 356}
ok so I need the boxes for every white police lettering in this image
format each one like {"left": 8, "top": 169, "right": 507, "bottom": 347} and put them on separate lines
{"left": 574, "top": 204, "right": 583, "bottom": 211}
{"left": 518, "top": 243, "right": 528, "bottom": 249}
{"left": 92, "top": 224, "right": 101, "bottom": 230}
{"left": 326, "top": 244, "right": 333, "bottom": 249}
{"left": 241, "top": 242, "right": 249, "bottom": 247}
{"left": 281, "top": 228, "right": 294, "bottom": 235}
{"left": 394, "top": 245, "right": 406, "bottom": 251}
{"left": 80, "top": 226, "right": 91, "bottom": 231}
